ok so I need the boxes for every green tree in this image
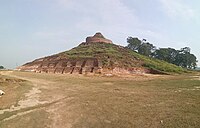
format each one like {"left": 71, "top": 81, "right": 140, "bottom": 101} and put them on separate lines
{"left": 0, "top": 66, "right": 5, "bottom": 69}
{"left": 188, "top": 53, "right": 197, "bottom": 69}
{"left": 180, "top": 47, "right": 191, "bottom": 54}
{"left": 153, "top": 46, "right": 197, "bottom": 69}
{"left": 127, "top": 37, "right": 141, "bottom": 51}
{"left": 126, "top": 36, "right": 198, "bottom": 69}
{"left": 175, "top": 52, "right": 197, "bottom": 69}
{"left": 138, "top": 40, "right": 156, "bottom": 57}
{"left": 153, "top": 48, "right": 178, "bottom": 64}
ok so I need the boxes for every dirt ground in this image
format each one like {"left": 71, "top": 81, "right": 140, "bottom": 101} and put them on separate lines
{"left": 0, "top": 71, "right": 199, "bottom": 128}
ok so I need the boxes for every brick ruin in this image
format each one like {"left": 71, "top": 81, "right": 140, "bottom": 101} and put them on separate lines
{"left": 18, "top": 56, "right": 102, "bottom": 74}
{"left": 81, "top": 32, "right": 112, "bottom": 45}
{"left": 17, "top": 33, "right": 111, "bottom": 74}
{"left": 17, "top": 55, "right": 151, "bottom": 75}
{"left": 17, "top": 32, "right": 161, "bottom": 75}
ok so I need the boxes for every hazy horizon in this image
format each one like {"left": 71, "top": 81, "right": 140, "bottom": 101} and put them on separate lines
{"left": 0, "top": 0, "right": 200, "bottom": 69}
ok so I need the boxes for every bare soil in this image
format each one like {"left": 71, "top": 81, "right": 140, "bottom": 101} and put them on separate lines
{"left": 0, "top": 71, "right": 199, "bottom": 128}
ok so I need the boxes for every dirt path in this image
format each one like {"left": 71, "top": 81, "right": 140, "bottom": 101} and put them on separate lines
{"left": 0, "top": 71, "right": 71, "bottom": 127}
{"left": 1, "top": 71, "right": 160, "bottom": 128}
{"left": 1, "top": 71, "right": 199, "bottom": 128}
{"left": 0, "top": 84, "right": 46, "bottom": 115}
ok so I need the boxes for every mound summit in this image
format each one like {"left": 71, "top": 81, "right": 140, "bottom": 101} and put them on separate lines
{"left": 17, "top": 32, "right": 185, "bottom": 75}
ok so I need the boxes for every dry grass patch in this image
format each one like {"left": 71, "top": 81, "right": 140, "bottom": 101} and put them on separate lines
{"left": 0, "top": 71, "right": 199, "bottom": 128}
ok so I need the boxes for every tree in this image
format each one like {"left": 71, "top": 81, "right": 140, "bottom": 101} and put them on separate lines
{"left": 174, "top": 52, "right": 197, "bottom": 69}
{"left": 153, "top": 48, "right": 178, "bottom": 64}
{"left": 187, "top": 53, "right": 197, "bottom": 69}
{"left": 138, "top": 41, "right": 156, "bottom": 57}
{"left": 153, "top": 46, "right": 197, "bottom": 69}
{"left": 126, "top": 37, "right": 156, "bottom": 57}
{"left": 126, "top": 36, "right": 198, "bottom": 69}
{"left": 0, "top": 66, "right": 5, "bottom": 69}
{"left": 180, "top": 47, "right": 191, "bottom": 54}
{"left": 127, "top": 37, "right": 141, "bottom": 51}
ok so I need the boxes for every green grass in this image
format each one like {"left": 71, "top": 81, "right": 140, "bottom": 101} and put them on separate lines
{"left": 58, "top": 42, "right": 186, "bottom": 73}
{"left": 131, "top": 52, "right": 186, "bottom": 74}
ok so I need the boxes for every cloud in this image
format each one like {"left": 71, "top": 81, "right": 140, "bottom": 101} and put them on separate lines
{"left": 160, "top": 0, "right": 196, "bottom": 20}
{"left": 31, "top": 31, "right": 70, "bottom": 47}
{"left": 56, "top": 0, "right": 139, "bottom": 32}
{"left": 54, "top": 0, "right": 185, "bottom": 47}
{"left": 34, "top": 31, "right": 67, "bottom": 39}
{"left": 54, "top": 0, "right": 174, "bottom": 47}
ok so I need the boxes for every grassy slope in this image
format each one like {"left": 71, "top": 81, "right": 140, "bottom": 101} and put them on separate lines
{"left": 59, "top": 43, "right": 185, "bottom": 74}
{"left": 131, "top": 52, "right": 186, "bottom": 74}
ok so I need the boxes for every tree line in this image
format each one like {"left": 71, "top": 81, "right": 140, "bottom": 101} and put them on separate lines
{"left": 126, "top": 37, "right": 198, "bottom": 69}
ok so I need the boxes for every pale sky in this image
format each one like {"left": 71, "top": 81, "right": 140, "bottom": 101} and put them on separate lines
{"left": 0, "top": 0, "right": 200, "bottom": 69}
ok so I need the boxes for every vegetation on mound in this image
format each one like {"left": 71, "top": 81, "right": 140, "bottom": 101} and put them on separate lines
{"left": 59, "top": 42, "right": 185, "bottom": 74}
{"left": 132, "top": 52, "right": 186, "bottom": 74}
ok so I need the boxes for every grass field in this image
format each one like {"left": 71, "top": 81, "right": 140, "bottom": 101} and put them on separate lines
{"left": 0, "top": 71, "right": 199, "bottom": 128}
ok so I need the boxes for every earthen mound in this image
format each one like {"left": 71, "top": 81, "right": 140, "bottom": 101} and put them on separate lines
{"left": 17, "top": 32, "right": 184, "bottom": 75}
